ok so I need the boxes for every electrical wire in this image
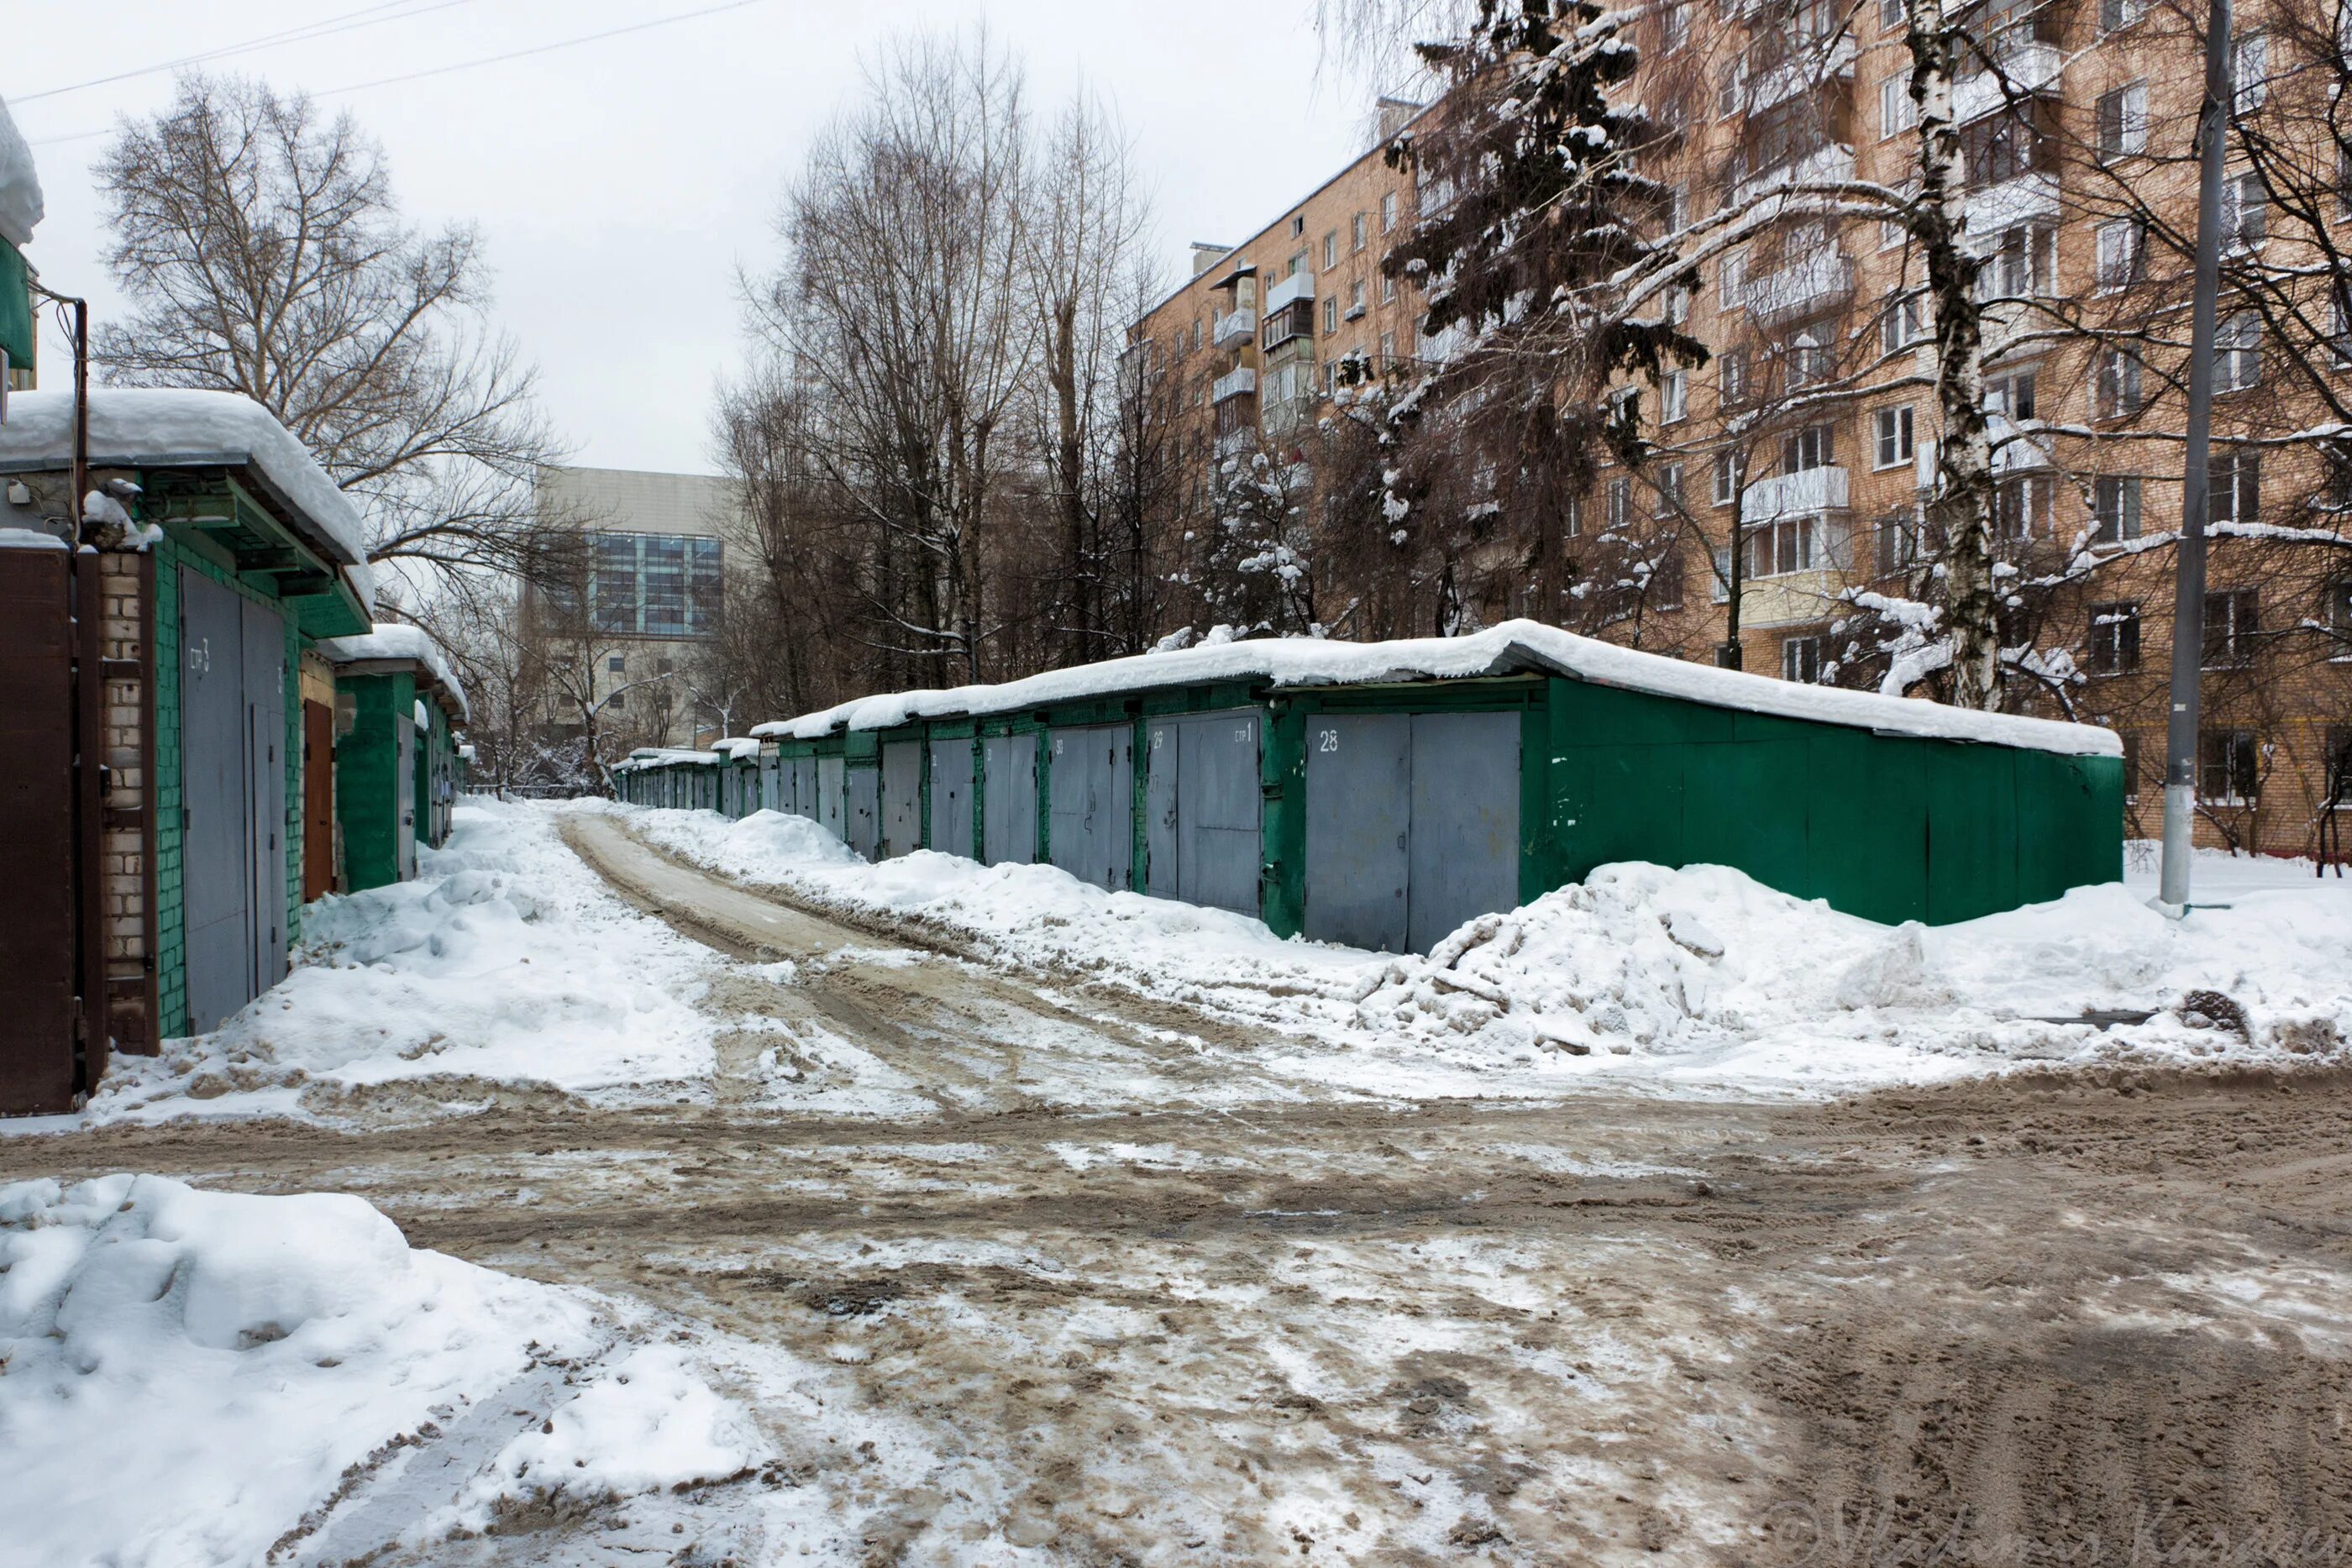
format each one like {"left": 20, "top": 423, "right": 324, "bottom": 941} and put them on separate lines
{"left": 13, "top": 0, "right": 471, "bottom": 105}
{"left": 24, "top": 0, "right": 774, "bottom": 145}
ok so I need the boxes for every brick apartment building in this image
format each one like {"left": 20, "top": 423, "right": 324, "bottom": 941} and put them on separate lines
{"left": 1133, "top": 6, "right": 2352, "bottom": 861}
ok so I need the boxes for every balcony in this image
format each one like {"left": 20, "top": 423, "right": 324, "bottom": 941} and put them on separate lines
{"left": 1742, "top": 464, "right": 1850, "bottom": 522}
{"left": 1211, "top": 365, "right": 1258, "bottom": 405}
{"left": 1745, "top": 252, "right": 1855, "bottom": 326}
{"left": 1987, "top": 414, "right": 2053, "bottom": 473}
{"left": 1964, "top": 171, "right": 2060, "bottom": 236}
{"left": 1262, "top": 299, "right": 1314, "bottom": 353}
{"left": 1732, "top": 142, "right": 1855, "bottom": 209}
{"left": 1952, "top": 41, "right": 2062, "bottom": 124}
{"left": 1211, "top": 307, "right": 1257, "bottom": 349}
{"left": 1265, "top": 270, "right": 1316, "bottom": 313}
{"left": 1746, "top": 33, "right": 1857, "bottom": 114}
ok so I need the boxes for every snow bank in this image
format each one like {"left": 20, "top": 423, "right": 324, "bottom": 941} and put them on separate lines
{"left": 318, "top": 621, "right": 470, "bottom": 723}
{"left": 748, "top": 617, "right": 2118, "bottom": 757}
{"left": 0, "top": 1173, "right": 598, "bottom": 1568}
{"left": 1357, "top": 865, "right": 2352, "bottom": 1088}
{"left": 0, "top": 390, "right": 374, "bottom": 611}
{"left": 0, "top": 94, "right": 40, "bottom": 248}
{"left": 91, "top": 797, "right": 717, "bottom": 1121}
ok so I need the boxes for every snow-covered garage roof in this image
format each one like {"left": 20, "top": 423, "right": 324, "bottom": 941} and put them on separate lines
{"left": 0, "top": 390, "right": 375, "bottom": 611}
{"left": 748, "top": 620, "right": 2122, "bottom": 758}
{"left": 317, "top": 622, "right": 470, "bottom": 725}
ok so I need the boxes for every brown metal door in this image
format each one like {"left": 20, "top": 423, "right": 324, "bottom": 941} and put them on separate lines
{"left": 0, "top": 547, "right": 80, "bottom": 1113}
{"left": 302, "top": 699, "right": 334, "bottom": 901}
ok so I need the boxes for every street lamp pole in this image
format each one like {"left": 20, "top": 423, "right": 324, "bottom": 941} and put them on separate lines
{"left": 2156, "top": 0, "right": 2234, "bottom": 915}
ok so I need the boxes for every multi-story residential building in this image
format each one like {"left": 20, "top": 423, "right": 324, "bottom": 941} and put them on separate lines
{"left": 528, "top": 464, "right": 740, "bottom": 751}
{"left": 1134, "top": 13, "right": 2352, "bottom": 861}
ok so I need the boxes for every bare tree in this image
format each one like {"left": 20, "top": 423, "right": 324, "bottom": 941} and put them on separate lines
{"left": 93, "top": 74, "right": 559, "bottom": 591}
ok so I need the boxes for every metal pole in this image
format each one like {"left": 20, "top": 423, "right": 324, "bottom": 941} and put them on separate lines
{"left": 70, "top": 297, "right": 88, "bottom": 538}
{"left": 2156, "top": 0, "right": 2234, "bottom": 915}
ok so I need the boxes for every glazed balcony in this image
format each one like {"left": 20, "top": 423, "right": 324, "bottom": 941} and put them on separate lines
{"left": 1211, "top": 307, "right": 1257, "bottom": 349}
{"left": 1745, "top": 252, "right": 1856, "bottom": 327}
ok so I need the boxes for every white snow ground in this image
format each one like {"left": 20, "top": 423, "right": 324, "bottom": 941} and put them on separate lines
{"left": 0, "top": 1175, "right": 774, "bottom": 1567}
{"left": 81, "top": 798, "right": 720, "bottom": 1125}
{"left": 620, "top": 803, "right": 2352, "bottom": 1097}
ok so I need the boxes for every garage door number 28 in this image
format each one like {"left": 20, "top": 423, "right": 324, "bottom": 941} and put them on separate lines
{"left": 1317, "top": 728, "right": 1338, "bottom": 753}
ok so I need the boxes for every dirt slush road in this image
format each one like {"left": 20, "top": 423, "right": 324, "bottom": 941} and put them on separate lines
{"left": 8, "top": 813, "right": 2350, "bottom": 1566}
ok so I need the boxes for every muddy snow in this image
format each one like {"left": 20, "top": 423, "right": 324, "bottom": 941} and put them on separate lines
{"left": 2, "top": 799, "right": 2348, "bottom": 1565}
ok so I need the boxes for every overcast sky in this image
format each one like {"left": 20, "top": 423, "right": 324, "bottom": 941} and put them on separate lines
{"left": 9, "top": 0, "right": 1394, "bottom": 475}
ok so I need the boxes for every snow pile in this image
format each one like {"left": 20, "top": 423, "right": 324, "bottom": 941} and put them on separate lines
{"left": 749, "top": 617, "right": 2118, "bottom": 757}
{"left": 0, "top": 94, "right": 41, "bottom": 248}
{"left": 1358, "top": 866, "right": 2352, "bottom": 1088}
{"left": 0, "top": 390, "right": 374, "bottom": 611}
{"left": 451, "top": 1343, "right": 769, "bottom": 1524}
{"left": 0, "top": 1174, "right": 599, "bottom": 1568}
{"left": 93, "top": 797, "right": 716, "bottom": 1121}
{"left": 318, "top": 621, "right": 470, "bottom": 722}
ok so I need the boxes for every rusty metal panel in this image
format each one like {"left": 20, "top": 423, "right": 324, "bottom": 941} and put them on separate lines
{"left": 0, "top": 548, "right": 80, "bottom": 1113}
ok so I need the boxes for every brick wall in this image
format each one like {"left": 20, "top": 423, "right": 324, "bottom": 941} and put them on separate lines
{"left": 96, "top": 551, "right": 157, "bottom": 1054}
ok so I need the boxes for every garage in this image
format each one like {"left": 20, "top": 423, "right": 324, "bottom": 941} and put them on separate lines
{"left": 880, "top": 741, "right": 922, "bottom": 858}
{"left": 1145, "top": 708, "right": 1262, "bottom": 917}
{"left": 816, "top": 757, "right": 846, "bottom": 838}
{"left": 846, "top": 765, "right": 880, "bottom": 860}
{"left": 927, "top": 737, "right": 973, "bottom": 855}
{"left": 1304, "top": 709, "right": 1519, "bottom": 954}
{"left": 983, "top": 734, "right": 1037, "bottom": 867}
{"left": 1049, "top": 723, "right": 1132, "bottom": 892}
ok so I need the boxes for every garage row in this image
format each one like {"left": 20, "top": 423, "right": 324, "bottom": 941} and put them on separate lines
{"left": 615, "top": 622, "right": 2127, "bottom": 955}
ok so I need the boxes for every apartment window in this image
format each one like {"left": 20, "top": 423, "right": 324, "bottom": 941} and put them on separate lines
{"left": 2210, "top": 448, "right": 2260, "bottom": 523}
{"left": 1782, "top": 634, "right": 1824, "bottom": 683}
{"left": 1879, "top": 76, "right": 1919, "bottom": 138}
{"left": 1712, "top": 545, "right": 1735, "bottom": 600}
{"left": 1348, "top": 277, "right": 1366, "bottom": 317}
{"left": 1323, "top": 296, "right": 1337, "bottom": 334}
{"left": 1993, "top": 475, "right": 2052, "bottom": 538}
{"left": 2234, "top": 31, "right": 2268, "bottom": 113}
{"left": 589, "top": 532, "right": 725, "bottom": 639}
{"left": 1651, "top": 548, "right": 1686, "bottom": 609}
{"left": 2326, "top": 727, "right": 2352, "bottom": 809}
{"left": 1378, "top": 329, "right": 1395, "bottom": 364}
{"left": 1877, "top": 506, "right": 1929, "bottom": 574}
{"left": 1660, "top": 370, "right": 1688, "bottom": 424}
{"left": 2215, "top": 313, "right": 2262, "bottom": 391}
{"left": 1717, "top": 59, "right": 1749, "bottom": 118}
{"left": 1719, "top": 249, "right": 1748, "bottom": 311}
{"left": 2096, "top": 349, "right": 2144, "bottom": 417}
{"left": 607, "top": 653, "right": 627, "bottom": 674}
{"left": 1323, "top": 231, "right": 1338, "bottom": 270}
{"left": 1713, "top": 450, "right": 1741, "bottom": 506}
{"left": 1720, "top": 346, "right": 1751, "bottom": 405}
{"left": 2094, "top": 219, "right": 2145, "bottom": 291}
{"left": 1380, "top": 191, "right": 1399, "bottom": 232}
{"left": 1666, "top": 183, "right": 1688, "bottom": 234}
{"left": 1873, "top": 406, "right": 1914, "bottom": 469}
{"left": 2094, "top": 84, "right": 2148, "bottom": 160}
{"left": 1787, "top": 325, "right": 1831, "bottom": 390}
{"left": 2223, "top": 171, "right": 2267, "bottom": 249}
{"left": 1664, "top": 285, "right": 1690, "bottom": 326}
{"left": 2087, "top": 601, "right": 2142, "bottom": 674}
{"left": 606, "top": 690, "right": 627, "bottom": 714}
{"left": 1985, "top": 366, "right": 2037, "bottom": 421}
{"left": 2202, "top": 587, "right": 2260, "bottom": 666}
{"left": 1782, "top": 422, "right": 1835, "bottom": 472}
{"left": 1751, "top": 517, "right": 1820, "bottom": 578}
{"left": 1566, "top": 496, "right": 1584, "bottom": 539}
{"left": 1656, "top": 460, "right": 1687, "bottom": 516}
{"left": 2199, "top": 728, "right": 2260, "bottom": 804}
{"left": 2092, "top": 475, "right": 2143, "bottom": 543}
{"left": 2327, "top": 446, "right": 2352, "bottom": 511}
{"left": 1977, "top": 224, "right": 2054, "bottom": 300}
{"left": 1879, "top": 0, "right": 1903, "bottom": 29}
{"left": 1352, "top": 213, "right": 1367, "bottom": 251}
{"left": 1381, "top": 272, "right": 1399, "bottom": 303}
{"left": 1606, "top": 475, "right": 1635, "bottom": 529}
{"left": 2331, "top": 285, "right": 2352, "bottom": 365}
{"left": 2097, "top": 0, "right": 2145, "bottom": 32}
{"left": 1289, "top": 214, "right": 1305, "bottom": 239}
{"left": 1661, "top": 1, "right": 1690, "bottom": 51}
{"left": 1882, "top": 291, "right": 1927, "bottom": 353}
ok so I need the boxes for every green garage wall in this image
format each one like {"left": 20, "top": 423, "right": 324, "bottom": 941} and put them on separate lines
{"left": 337, "top": 670, "right": 415, "bottom": 893}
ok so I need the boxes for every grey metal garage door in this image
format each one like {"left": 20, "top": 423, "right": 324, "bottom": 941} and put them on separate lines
{"left": 1406, "top": 711, "right": 1520, "bottom": 952}
{"left": 181, "top": 569, "right": 251, "bottom": 1034}
{"left": 1304, "top": 713, "right": 1410, "bottom": 952}
{"left": 795, "top": 757, "right": 819, "bottom": 821}
{"left": 1304, "top": 710, "right": 1518, "bottom": 954}
{"left": 1145, "top": 709, "right": 1262, "bottom": 916}
{"left": 880, "top": 742, "right": 922, "bottom": 858}
{"left": 846, "top": 765, "right": 879, "bottom": 860}
{"left": 983, "top": 734, "right": 1037, "bottom": 866}
{"left": 241, "top": 595, "right": 288, "bottom": 998}
{"left": 759, "top": 753, "right": 780, "bottom": 813}
{"left": 1049, "top": 723, "right": 1133, "bottom": 892}
{"left": 927, "top": 738, "right": 973, "bottom": 857}
{"left": 817, "top": 757, "right": 846, "bottom": 839}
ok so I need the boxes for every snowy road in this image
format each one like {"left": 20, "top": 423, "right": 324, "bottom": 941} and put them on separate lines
{"left": 5, "top": 807, "right": 2349, "bottom": 1565}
